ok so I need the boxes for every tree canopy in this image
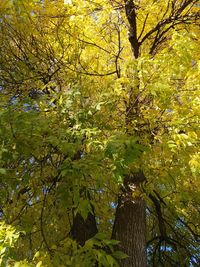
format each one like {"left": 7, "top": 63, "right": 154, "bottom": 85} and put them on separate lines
{"left": 0, "top": 0, "right": 200, "bottom": 266}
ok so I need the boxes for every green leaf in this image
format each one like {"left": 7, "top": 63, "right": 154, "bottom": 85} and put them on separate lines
{"left": 105, "top": 255, "right": 115, "bottom": 267}
{"left": 112, "top": 251, "right": 128, "bottom": 260}
{"left": 0, "top": 168, "right": 6, "bottom": 175}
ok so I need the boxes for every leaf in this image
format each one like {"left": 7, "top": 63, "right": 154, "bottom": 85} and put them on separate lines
{"left": 36, "top": 261, "right": 43, "bottom": 267}
{"left": 0, "top": 168, "right": 6, "bottom": 175}
{"left": 94, "top": 233, "right": 107, "bottom": 241}
{"left": 105, "top": 255, "right": 115, "bottom": 267}
{"left": 112, "top": 251, "right": 128, "bottom": 260}
{"left": 77, "top": 199, "right": 92, "bottom": 220}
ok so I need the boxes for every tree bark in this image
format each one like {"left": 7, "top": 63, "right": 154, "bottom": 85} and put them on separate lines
{"left": 112, "top": 172, "right": 147, "bottom": 267}
{"left": 69, "top": 154, "right": 98, "bottom": 246}
{"left": 70, "top": 210, "right": 98, "bottom": 246}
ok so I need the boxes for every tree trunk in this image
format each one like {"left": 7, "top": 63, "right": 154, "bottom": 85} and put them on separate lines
{"left": 70, "top": 211, "right": 98, "bottom": 246}
{"left": 112, "top": 1, "right": 147, "bottom": 266}
{"left": 112, "top": 173, "right": 147, "bottom": 267}
{"left": 70, "top": 187, "right": 98, "bottom": 246}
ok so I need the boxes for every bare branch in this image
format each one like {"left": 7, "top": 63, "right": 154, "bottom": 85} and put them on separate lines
{"left": 138, "top": 13, "right": 149, "bottom": 41}
{"left": 139, "top": 0, "right": 200, "bottom": 47}
{"left": 40, "top": 192, "right": 52, "bottom": 254}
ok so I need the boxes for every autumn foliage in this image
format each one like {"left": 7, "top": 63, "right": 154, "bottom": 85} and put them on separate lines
{"left": 0, "top": 1, "right": 199, "bottom": 266}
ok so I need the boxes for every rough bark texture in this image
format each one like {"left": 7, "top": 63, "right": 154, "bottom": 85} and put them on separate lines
{"left": 112, "top": 173, "right": 147, "bottom": 267}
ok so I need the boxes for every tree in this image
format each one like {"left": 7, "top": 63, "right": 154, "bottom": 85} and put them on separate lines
{"left": 0, "top": 0, "right": 199, "bottom": 266}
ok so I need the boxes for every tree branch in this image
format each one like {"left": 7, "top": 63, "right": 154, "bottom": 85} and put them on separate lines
{"left": 139, "top": 0, "right": 200, "bottom": 49}
{"left": 124, "top": 0, "right": 140, "bottom": 58}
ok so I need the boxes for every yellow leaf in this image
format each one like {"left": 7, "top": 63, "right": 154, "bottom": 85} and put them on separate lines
{"left": 36, "top": 261, "right": 43, "bottom": 267}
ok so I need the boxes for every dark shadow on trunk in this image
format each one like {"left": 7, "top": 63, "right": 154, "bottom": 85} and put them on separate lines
{"left": 70, "top": 210, "right": 98, "bottom": 246}
{"left": 70, "top": 188, "right": 98, "bottom": 246}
